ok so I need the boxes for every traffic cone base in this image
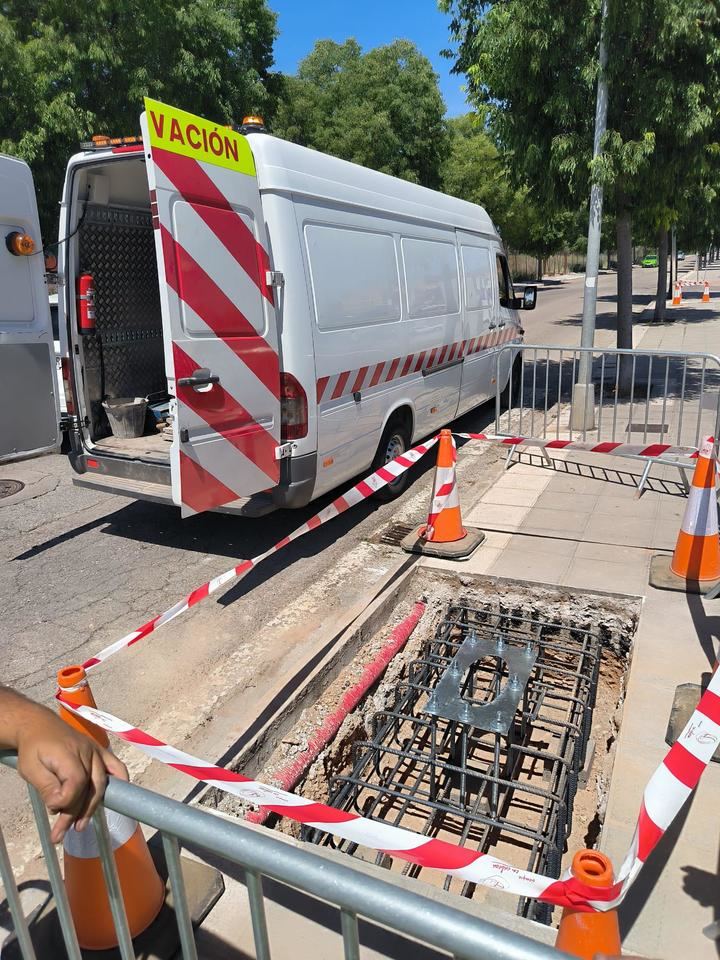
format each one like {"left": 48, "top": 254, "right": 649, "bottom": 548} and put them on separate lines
{"left": 555, "top": 850, "right": 621, "bottom": 960}
{"left": 401, "top": 429, "right": 485, "bottom": 559}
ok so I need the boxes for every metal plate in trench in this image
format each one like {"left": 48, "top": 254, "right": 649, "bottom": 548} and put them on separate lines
{"left": 423, "top": 630, "right": 537, "bottom": 735}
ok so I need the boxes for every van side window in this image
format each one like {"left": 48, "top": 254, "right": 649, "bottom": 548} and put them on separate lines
{"left": 402, "top": 237, "right": 460, "bottom": 319}
{"left": 305, "top": 224, "right": 401, "bottom": 330}
{"left": 496, "top": 253, "right": 515, "bottom": 307}
{"left": 461, "top": 245, "right": 493, "bottom": 310}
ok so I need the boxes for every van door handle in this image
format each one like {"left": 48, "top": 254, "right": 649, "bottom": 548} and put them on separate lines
{"left": 177, "top": 368, "right": 220, "bottom": 388}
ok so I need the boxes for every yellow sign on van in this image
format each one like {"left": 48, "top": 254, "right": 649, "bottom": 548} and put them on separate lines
{"left": 143, "top": 98, "right": 256, "bottom": 176}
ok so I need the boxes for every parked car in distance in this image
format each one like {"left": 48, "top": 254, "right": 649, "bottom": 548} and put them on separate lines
{"left": 677, "top": 250, "right": 686, "bottom": 261}
{"left": 641, "top": 253, "right": 658, "bottom": 267}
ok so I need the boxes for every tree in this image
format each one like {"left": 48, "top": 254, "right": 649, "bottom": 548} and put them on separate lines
{"left": 440, "top": 0, "right": 720, "bottom": 362}
{"left": 441, "top": 113, "right": 579, "bottom": 275}
{"left": 272, "top": 39, "right": 448, "bottom": 189}
{"left": 0, "top": 0, "right": 278, "bottom": 237}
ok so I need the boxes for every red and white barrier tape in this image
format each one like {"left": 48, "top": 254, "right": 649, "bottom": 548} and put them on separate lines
{"left": 82, "top": 437, "right": 438, "bottom": 670}
{"left": 455, "top": 432, "right": 699, "bottom": 460}
{"left": 81, "top": 430, "right": 701, "bottom": 671}
{"left": 57, "top": 658, "right": 720, "bottom": 911}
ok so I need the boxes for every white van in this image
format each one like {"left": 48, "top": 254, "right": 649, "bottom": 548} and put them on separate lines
{"left": 1, "top": 98, "right": 535, "bottom": 514}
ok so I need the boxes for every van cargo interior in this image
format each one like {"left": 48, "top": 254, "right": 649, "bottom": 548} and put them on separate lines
{"left": 75, "top": 156, "right": 170, "bottom": 461}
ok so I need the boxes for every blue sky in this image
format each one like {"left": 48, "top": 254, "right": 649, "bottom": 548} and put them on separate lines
{"left": 269, "top": 0, "right": 470, "bottom": 117}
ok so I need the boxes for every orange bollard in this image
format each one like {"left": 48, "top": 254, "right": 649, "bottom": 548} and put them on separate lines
{"left": 669, "top": 437, "right": 720, "bottom": 582}
{"left": 555, "top": 850, "right": 621, "bottom": 959}
{"left": 672, "top": 281, "right": 682, "bottom": 306}
{"left": 57, "top": 666, "right": 165, "bottom": 950}
{"left": 703, "top": 280, "right": 711, "bottom": 303}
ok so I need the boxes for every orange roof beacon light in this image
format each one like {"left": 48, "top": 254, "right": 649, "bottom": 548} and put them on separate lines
{"left": 80, "top": 134, "right": 143, "bottom": 151}
{"left": 5, "top": 231, "right": 35, "bottom": 256}
{"left": 239, "top": 114, "right": 267, "bottom": 134}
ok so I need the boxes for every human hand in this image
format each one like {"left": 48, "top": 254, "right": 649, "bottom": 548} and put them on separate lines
{"left": 2, "top": 689, "right": 127, "bottom": 842}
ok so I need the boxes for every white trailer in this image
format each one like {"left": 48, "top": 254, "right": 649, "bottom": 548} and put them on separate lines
{"left": 0, "top": 98, "right": 535, "bottom": 516}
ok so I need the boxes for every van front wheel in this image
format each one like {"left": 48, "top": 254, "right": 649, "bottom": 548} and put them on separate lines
{"left": 371, "top": 418, "right": 412, "bottom": 501}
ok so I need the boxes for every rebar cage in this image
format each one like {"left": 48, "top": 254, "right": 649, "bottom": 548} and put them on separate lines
{"left": 307, "top": 600, "right": 602, "bottom": 923}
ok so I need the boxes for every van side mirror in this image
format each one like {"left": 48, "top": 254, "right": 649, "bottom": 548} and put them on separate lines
{"left": 522, "top": 286, "right": 537, "bottom": 310}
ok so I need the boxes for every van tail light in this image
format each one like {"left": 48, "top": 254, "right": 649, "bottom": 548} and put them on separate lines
{"left": 280, "top": 372, "right": 307, "bottom": 441}
{"left": 61, "top": 357, "right": 75, "bottom": 415}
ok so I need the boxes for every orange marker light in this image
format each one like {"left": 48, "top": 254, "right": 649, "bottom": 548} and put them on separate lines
{"left": 242, "top": 115, "right": 265, "bottom": 127}
{"left": 6, "top": 231, "right": 35, "bottom": 256}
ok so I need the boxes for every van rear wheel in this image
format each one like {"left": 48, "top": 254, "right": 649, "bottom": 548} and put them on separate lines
{"left": 371, "top": 418, "right": 412, "bottom": 501}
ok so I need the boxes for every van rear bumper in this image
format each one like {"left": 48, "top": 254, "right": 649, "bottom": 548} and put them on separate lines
{"left": 70, "top": 446, "right": 317, "bottom": 513}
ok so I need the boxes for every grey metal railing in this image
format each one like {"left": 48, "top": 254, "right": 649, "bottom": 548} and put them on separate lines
{"left": 0, "top": 753, "right": 565, "bottom": 960}
{"left": 495, "top": 344, "right": 720, "bottom": 492}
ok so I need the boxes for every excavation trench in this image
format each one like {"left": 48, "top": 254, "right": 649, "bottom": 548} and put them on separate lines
{"left": 202, "top": 569, "right": 638, "bottom": 924}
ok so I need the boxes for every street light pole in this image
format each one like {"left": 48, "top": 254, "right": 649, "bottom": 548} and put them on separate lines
{"left": 571, "top": 0, "right": 609, "bottom": 431}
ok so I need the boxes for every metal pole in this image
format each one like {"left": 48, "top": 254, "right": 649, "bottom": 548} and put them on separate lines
{"left": 668, "top": 225, "right": 676, "bottom": 300}
{"left": 571, "top": 0, "right": 609, "bottom": 430}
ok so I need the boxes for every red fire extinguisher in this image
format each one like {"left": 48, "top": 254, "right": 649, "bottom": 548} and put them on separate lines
{"left": 76, "top": 272, "right": 96, "bottom": 334}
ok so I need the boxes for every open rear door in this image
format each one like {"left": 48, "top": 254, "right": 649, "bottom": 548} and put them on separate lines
{"left": 0, "top": 156, "right": 61, "bottom": 462}
{"left": 141, "top": 98, "right": 281, "bottom": 517}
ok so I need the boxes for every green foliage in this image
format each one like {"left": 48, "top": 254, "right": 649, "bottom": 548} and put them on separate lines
{"left": 272, "top": 39, "right": 448, "bottom": 189}
{"left": 441, "top": 113, "right": 579, "bottom": 259}
{"left": 0, "top": 0, "right": 278, "bottom": 237}
{"left": 441, "top": 0, "right": 720, "bottom": 220}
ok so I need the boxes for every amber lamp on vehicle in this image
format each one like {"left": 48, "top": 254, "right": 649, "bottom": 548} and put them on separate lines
{"left": 5, "top": 231, "right": 35, "bottom": 256}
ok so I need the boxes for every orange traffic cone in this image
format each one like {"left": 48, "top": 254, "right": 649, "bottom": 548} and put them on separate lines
{"left": 669, "top": 436, "right": 720, "bottom": 582}
{"left": 421, "top": 429, "right": 465, "bottom": 543}
{"left": 555, "top": 850, "right": 621, "bottom": 959}
{"left": 703, "top": 280, "right": 711, "bottom": 303}
{"left": 672, "top": 281, "right": 682, "bottom": 306}
{"left": 400, "top": 429, "right": 484, "bottom": 559}
{"left": 57, "top": 666, "right": 165, "bottom": 950}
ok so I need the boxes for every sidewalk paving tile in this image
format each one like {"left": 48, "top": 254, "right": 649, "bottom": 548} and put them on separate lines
{"left": 479, "top": 486, "right": 547, "bottom": 508}
{"left": 563, "top": 557, "right": 647, "bottom": 595}
{"left": 520, "top": 507, "right": 590, "bottom": 536}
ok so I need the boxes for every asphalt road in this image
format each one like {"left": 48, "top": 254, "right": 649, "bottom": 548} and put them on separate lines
{"left": 0, "top": 261, "right": 666, "bottom": 874}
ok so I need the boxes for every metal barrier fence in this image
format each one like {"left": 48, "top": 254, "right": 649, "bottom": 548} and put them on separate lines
{"left": 0, "top": 753, "right": 564, "bottom": 960}
{"left": 494, "top": 344, "right": 720, "bottom": 491}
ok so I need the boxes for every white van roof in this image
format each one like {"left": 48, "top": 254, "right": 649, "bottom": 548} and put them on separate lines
{"left": 247, "top": 133, "right": 498, "bottom": 239}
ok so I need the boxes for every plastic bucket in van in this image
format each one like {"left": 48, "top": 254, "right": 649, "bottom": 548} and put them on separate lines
{"left": 102, "top": 398, "right": 148, "bottom": 439}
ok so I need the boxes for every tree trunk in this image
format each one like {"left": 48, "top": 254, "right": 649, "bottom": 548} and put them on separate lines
{"left": 654, "top": 226, "right": 668, "bottom": 323}
{"left": 616, "top": 205, "right": 634, "bottom": 394}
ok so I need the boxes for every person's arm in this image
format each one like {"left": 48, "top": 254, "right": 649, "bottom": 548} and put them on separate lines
{"left": 0, "top": 686, "right": 127, "bottom": 842}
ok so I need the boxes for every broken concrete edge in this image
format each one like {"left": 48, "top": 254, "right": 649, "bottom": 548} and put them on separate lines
{"left": 193, "top": 553, "right": 421, "bottom": 808}
{"left": 648, "top": 553, "right": 720, "bottom": 595}
{"left": 400, "top": 525, "right": 486, "bottom": 559}
{"left": 199, "top": 806, "right": 558, "bottom": 948}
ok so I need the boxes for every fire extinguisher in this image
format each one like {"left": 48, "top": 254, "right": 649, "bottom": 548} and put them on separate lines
{"left": 76, "top": 272, "right": 96, "bottom": 335}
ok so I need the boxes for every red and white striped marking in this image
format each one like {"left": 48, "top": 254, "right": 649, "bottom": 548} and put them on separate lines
{"left": 143, "top": 111, "right": 281, "bottom": 517}
{"left": 455, "top": 432, "right": 699, "bottom": 460}
{"left": 316, "top": 327, "right": 519, "bottom": 404}
{"left": 58, "top": 660, "right": 720, "bottom": 911}
{"left": 81, "top": 438, "right": 437, "bottom": 670}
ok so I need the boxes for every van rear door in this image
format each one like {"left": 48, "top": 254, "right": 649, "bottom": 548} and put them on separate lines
{"left": 0, "top": 155, "right": 61, "bottom": 462}
{"left": 141, "top": 98, "right": 281, "bottom": 517}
